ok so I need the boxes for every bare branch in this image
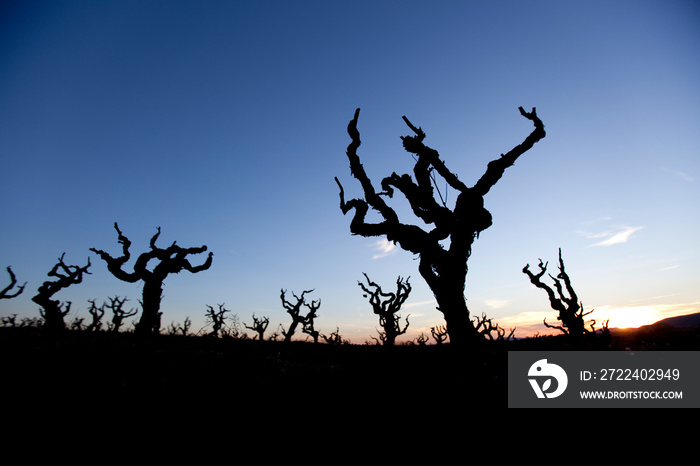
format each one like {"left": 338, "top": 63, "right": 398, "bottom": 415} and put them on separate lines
{"left": 472, "top": 107, "right": 545, "bottom": 196}
{"left": 1, "top": 266, "right": 26, "bottom": 299}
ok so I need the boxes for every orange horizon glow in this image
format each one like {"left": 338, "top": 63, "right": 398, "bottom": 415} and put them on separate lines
{"left": 282, "top": 302, "right": 700, "bottom": 344}
{"left": 470, "top": 303, "right": 700, "bottom": 340}
{"left": 592, "top": 304, "right": 699, "bottom": 330}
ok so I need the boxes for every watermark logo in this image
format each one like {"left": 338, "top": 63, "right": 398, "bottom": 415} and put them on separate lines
{"left": 528, "top": 359, "right": 568, "bottom": 399}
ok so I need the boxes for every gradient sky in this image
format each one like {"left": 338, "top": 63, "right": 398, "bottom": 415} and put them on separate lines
{"left": 1, "top": 0, "right": 698, "bottom": 343}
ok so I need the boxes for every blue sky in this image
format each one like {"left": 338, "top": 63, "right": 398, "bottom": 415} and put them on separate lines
{"left": 1, "top": 0, "right": 698, "bottom": 342}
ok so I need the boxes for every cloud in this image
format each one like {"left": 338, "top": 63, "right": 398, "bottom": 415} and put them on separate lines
{"left": 371, "top": 238, "right": 397, "bottom": 259}
{"left": 495, "top": 311, "right": 554, "bottom": 337}
{"left": 592, "top": 226, "right": 643, "bottom": 246}
{"left": 579, "top": 225, "right": 644, "bottom": 247}
{"left": 661, "top": 167, "right": 694, "bottom": 182}
{"left": 403, "top": 299, "right": 437, "bottom": 308}
{"left": 402, "top": 299, "right": 438, "bottom": 312}
{"left": 483, "top": 299, "right": 509, "bottom": 310}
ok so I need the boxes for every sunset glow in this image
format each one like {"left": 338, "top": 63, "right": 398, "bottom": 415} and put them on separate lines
{"left": 596, "top": 304, "right": 700, "bottom": 330}
{"left": 491, "top": 303, "right": 700, "bottom": 339}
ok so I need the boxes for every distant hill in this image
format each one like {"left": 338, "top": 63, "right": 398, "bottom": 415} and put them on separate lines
{"left": 605, "top": 312, "right": 700, "bottom": 350}
{"left": 645, "top": 312, "right": 700, "bottom": 329}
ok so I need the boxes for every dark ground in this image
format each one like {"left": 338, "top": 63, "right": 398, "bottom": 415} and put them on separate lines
{"left": 1, "top": 328, "right": 506, "bottom": 410}
{"left": 1, "top": 317, "right": 698, "bottom": 414}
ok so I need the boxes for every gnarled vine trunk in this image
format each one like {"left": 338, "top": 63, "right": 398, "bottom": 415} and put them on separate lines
{"left": 335, "top": 107, "right": 545, "bottom": 345}
{"left": 91, "top": 223, "right": 213, "bottom": 335}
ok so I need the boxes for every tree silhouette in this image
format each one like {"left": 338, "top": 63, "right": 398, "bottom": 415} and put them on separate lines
{"left": 31, "top": 253, "right": 91, "bottom": 332}
{"left": 358, "top": 273, "right": 411, "bottom": 346}
{"left": 204, "top": 303, "right": 231, "bottom": 337}
{"left": 86, "top": 299, "right": 105, "bottom": 332}
{"left": 245, "top": 314, "right": 270, "bottom": 341}
{"left": 302, "top": 299, "right": 321, "bottom": 343}
{"left": 104, "top": 295, "right": 138, "bottom": 332}
{"left": 335, "top": 107, "right": 545, "bottom": 345}
{"left": 167, "top": 317, "right": 192, "bottom": 336}
{"left": 473, "top": 312, "right": 515, "bottom": 341}
{"left": 431, "top": 324, "right": 448, "bottom": 345}
{"left": 322, "top": 327, "right": 348, "bottom": 345}
{"left": 280, "top": 289, "right": 320, "bottom": 343}
{"left": 90, "top": 223, "right": 213, "bottom": 335}
{"left": 523, "top": 248, "right": 592, "bottom": 338}
{"left": 414, "top": 332, "right": 429, "bottom": 346}
{"left": 1, "top": 267, "right": 26, "bottom": 300}
{"left": 69, "top": 316, "right": 85, "bottom": 331}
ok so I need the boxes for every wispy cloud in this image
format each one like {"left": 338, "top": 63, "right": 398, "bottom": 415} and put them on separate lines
{"left": 495, "top": 311, "right": 553, "bottom": 337}
{"left": 403, "top": 299, "right": 437, "bottom": 311}
{"left": 579, "top": 225, "right": 644, "bottom": 247}
{"left": 631, "top": 294, "right": 676, "bottom": 303}
{"left": 661, "top": 167, "right": 694, "bottom": 183}
{"left": 483, "top": 299, "right": 509, "bottom": 310}
{"left": 372, "top": 238, "right": 397, "bottom": 259}
{"left": 592, "top": 226, "right": 643, "bottom": 246}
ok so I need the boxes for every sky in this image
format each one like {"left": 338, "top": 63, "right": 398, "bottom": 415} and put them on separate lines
{"left": 1, "top": 0, "right": 699, "bottom": 343}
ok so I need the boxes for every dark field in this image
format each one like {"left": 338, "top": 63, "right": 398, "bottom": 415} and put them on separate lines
{"left": 2, "top": 317, "right": 698, "bottom": 413}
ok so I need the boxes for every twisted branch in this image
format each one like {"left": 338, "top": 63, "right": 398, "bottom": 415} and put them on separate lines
{"left": 1, "top": 267, "right": 26, "bottom": 299}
